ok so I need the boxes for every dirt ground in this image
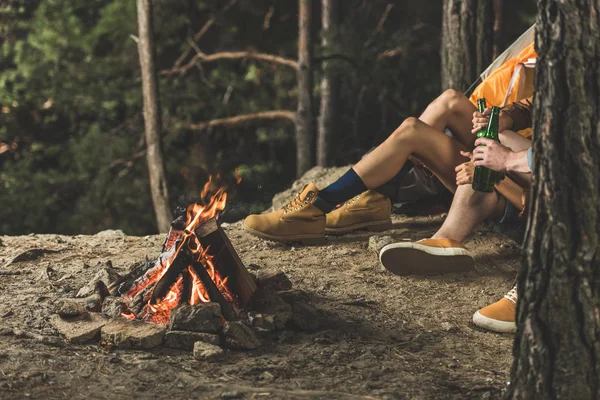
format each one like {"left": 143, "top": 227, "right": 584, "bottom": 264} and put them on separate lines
{"left": 0, "top": 171, "right": 523, "bottom": 400}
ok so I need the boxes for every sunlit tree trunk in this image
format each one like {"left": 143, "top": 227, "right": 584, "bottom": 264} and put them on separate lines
{"left": 296, "top": 0, "right": 315, "bottom": 177}
{"left": 508, "top": 1, "right": 600, "bottom": 398}
{"left": 317, "top": 0, "right": 340, "bottom": 167}
{"left": 136, "top": 0, "right": 173, "bottom": 232}
{"left": 441, "top": 0, "right": 493, "bottom": 90}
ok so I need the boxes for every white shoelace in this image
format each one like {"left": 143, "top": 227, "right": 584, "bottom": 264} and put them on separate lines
{"left": 504, "top": 285, "right": 518, "bottom": 305}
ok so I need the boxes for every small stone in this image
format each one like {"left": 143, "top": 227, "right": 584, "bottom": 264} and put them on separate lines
{"left": 223, "top": 321, "right": 260, "bottom": 350}
{"left": 50, "top": 313, "right": 108, "bottom": 343}
{"left": 61, "top": 284, "right": 73, "bottom": 293}
{"left": 193, "top": 341, "right": 224, "bottom": 361}
{"left": 368, "top": 236, "right": 395, "bottom": 254}
{"left": 101, "top": 319, "right": 166, "bottom": 349}
{"left": 101, "top": 296, "right": 128, "bottom": 318}
{"left": 169, "top": 303, "right": 222, "bottom": 333}
{"left": 76, "top": 261, "right": 121, "bottom": 298}
{"left": 251, "top": 293, "right": 292, "bottom": 330}
{"left": 441, "top": 322, "right": 457, "bottom": 332}
{"left": 54, "top": 299, "right": 86, "bottom": 317}
{"left": 164, "top": 331, "right": 220, "bottom": 350}
{"left": 257, "top": 271, "right": 293, "bottom": 292}
{"left": 247, "top": 312, "right": 276, "bottom": 332}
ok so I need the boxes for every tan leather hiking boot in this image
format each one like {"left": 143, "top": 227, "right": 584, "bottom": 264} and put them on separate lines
{"left": 325, "top": 190, "right": 392, "bottom": 234}
{"left": 243, "top": 183, "right": 325, "bottom": 244}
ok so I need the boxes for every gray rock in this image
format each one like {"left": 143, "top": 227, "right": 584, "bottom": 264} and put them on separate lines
{"left": 368, "top": 235, "right": 395, "bottom": 254}
{"left": 95, "top": 230, "right": 125, "bottom": 237}
{"left": 101, "top": 319, "right": 166, "bottom": 349}
{"left": 252, "top": 294, "right": 292, "bottom": 330}
{"left": 54, "top": 299, "right": 87, "bottom": 317}
{"left": 257, "top": 271, "right": 292, "bottom": 292}
{"left": 169, "top": 303, "right": 222, "bottom": 333}
{"left": 248, "top": 312, "right": 276, "bottom": 333}
{"left": 76, "top": 261, "right": 121, "bottom": 298}
{"left": 193, "top": 341, "right": 224, "bottom": 361}
{"left": 101, "top": 296, "right": 128, "bottom": 318}
{"left": 223, "top": 321, "right": 260, "bottom": 350}
{"left": 164, "top": 331, "right": 220, "bottom": 350}
{"left": 50, "top": 313, "right": 108, "bottom": 343}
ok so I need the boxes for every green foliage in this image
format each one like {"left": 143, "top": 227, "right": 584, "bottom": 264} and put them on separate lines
{"left": 0, "top": 0, "right": 537, "bottom": 235}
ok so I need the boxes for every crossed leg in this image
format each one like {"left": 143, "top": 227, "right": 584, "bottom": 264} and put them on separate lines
{"left": 353, "top": 89, "right": 477, "bottom": 192}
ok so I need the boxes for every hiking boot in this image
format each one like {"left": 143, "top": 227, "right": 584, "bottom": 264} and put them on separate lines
{"left": 243, "top": 182, "right": 325, "bottom": 244}
{"left": 379, "top": 238, "right": 474, "bottom": 275}
{"left": 473, "top": 285, "right": 517, "bottom": 333}
{"left": 325, "top": 190, "right": 392, "bottom": 234}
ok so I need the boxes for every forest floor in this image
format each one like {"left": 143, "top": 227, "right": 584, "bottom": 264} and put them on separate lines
{"left": 0, "top": 169, "right": 523, "bottom": 400}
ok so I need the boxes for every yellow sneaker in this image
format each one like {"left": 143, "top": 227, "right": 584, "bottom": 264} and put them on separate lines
{"left": 473, "top": 285, "right": 517, "bottom": 333}
{"left": 379, "top": 238, "right": 474, "bottom": 275}
{"left": 325, "top": 190, "right": 392, "bottom": 234}
{"left": 243, "top": 183, "right": 325, "bottom": 244}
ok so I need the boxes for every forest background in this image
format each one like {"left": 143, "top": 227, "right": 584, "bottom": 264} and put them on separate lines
{"left": 0, "top": 0, "right": 536, "bottom": 236}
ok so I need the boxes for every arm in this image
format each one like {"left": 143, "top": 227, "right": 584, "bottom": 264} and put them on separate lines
{"left": 501, "top": 97, "right": 533, "bottom": 132}
{"left": 471, "top": 97, "right": 533, "bottom": 134}
{"left": 473, "top": 138, "right": 532, "bottom": 174}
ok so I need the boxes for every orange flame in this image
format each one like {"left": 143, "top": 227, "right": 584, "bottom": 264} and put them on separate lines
{"left": 120, "top": 175, "right": 239, "bottom": 324}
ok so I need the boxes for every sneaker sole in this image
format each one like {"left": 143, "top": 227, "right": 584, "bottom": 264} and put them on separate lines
{"left": 242, "top": 223, "right": 326, "bottom": 245}
{"left": 325, "top": 219, "right": 393, "bottom": 234}
{"left": 472, "top": 311, "right": 516, "bottom": 333}
{"left": 379, "top": 242, "right": 474, "bottom": 276}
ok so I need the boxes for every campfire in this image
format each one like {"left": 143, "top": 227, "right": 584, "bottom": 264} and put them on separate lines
{"left": 116, "top": 177, "right": 256, "bottom": 324}
{"left": 49, "top": 176, "right": 320, "bottom": 357}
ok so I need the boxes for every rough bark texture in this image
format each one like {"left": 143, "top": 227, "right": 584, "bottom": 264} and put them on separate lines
{"left": 441, "top": 0, "right": 494, "bottom": 91}
{"left": 492, "top": 0, "right": 504, "bottom": 58}
{"left": 317, "top": 0, "right": 340, "bottom": 167}
{"left": 296, "top": 0, "right": 315, "bottom": 177}
{"left": 508, "top": 1, "right": 600, "bottom": 398}
{"left": 136, "top": 0, "right": 172, "bottom": 232}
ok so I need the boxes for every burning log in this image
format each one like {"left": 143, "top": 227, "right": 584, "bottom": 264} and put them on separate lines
{"left": 195, "top": 218, "right": 257, "bottom": 307}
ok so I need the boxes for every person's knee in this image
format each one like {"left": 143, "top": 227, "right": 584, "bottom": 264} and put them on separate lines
{"left": 438, "top": 89, "right": 468, "bottom": 113}
{"left": 390, "top": 117, "right": 420, "bottom": 142}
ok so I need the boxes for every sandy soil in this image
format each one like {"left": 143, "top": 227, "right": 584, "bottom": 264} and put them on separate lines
{"left": 0, "top": 209, "right": 522, "bottom": 400}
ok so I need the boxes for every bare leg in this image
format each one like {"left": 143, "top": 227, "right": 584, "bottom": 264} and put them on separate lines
{"left": 419, "top": 89, "right": 478, "bottom": 148}
{"left": 431, "top": 130, "right": 532, "bottom": 242}
{"left": 432, "top": 186, "right": 505, "bottom": 242}
{"left": 353, "top": 117, "right": 470, "bottom": 192}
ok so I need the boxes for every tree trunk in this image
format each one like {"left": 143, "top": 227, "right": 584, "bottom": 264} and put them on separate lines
{"left": 296, "top": 0, "right": 315, "bottom": 177}
{"left": 492, "top": 0, "right": 503, "bottom": 58}
{"left": 136, "top": 0, "right": 172, "bottom": 232}
{"left": 441, "top": 0, "right": 493, "bottom": 91}
{"left": 317, "top": 0, "right": 340, "bottom": 167}
{"left": 507, "top": 1, "right": 600, "bottom": 398}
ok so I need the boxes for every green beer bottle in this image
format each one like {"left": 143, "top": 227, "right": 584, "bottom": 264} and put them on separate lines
{"left": 472, "top": 106, "right": 501, "bottom": 192}
{"left": 476, "top": 98, "right": 487, "bottom": 138}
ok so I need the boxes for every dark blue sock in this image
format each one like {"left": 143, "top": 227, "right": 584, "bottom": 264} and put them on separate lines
{"left": 316, "top": 168, "right": 367, "bottom": 211}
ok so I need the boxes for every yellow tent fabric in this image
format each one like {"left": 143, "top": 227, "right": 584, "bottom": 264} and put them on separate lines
{"left": 469, "top": 42, "right": 536, "bottom": 108}
{"left": 469, "top": 42, "right": 536, "bottom": 137}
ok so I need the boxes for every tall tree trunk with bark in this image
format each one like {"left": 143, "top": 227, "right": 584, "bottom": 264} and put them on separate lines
{"left": 317, "top": 0, "right": 340, "bottom": 167}
{"left": 296, "top": 0, "right": 315, "bottom": 177}
{"left": 508, "top": 1, "right": 600, "bottom": 398}
{"left": 136, "top": 0, "right": 172, "bottom": 232}
{"left": 441, "top": 0, "right": 494, "bottom": 90}
{"left": 492, "top": 0, "right": 504, "bottom": 58}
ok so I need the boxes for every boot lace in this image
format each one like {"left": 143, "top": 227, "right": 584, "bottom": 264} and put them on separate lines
{"left": 344, "top": 194, "right": 361, "bottom": 207}
{"left": 503, "top": 285, "right": 518, "bottom": 304}
{"left": 282, "top": 187, "right": 314, "bottom": 214}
